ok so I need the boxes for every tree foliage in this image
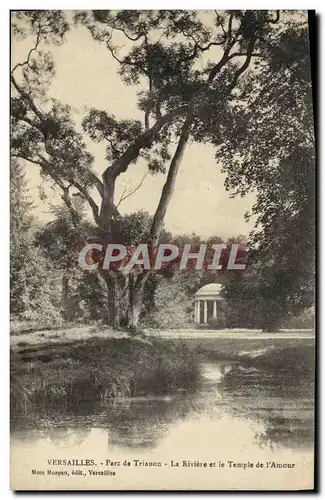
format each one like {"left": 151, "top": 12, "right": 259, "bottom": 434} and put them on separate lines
{"left": 10, "top": 160, "right": 61, "bottom": 320}
{"left": 218, "top": 21, "right": 315, "bottom": 330}
{"left": 11, "top": 10, "right": 314, "bottom": 329}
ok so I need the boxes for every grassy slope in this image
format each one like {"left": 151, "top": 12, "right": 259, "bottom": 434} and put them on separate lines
{"left": 11, "top": 324, "right": 121, "bottom": 349}
{"left": 10, "top": 326, "right": 315, "bottom": 418}
{"left": 10, "top": 330, "right": 200, "bottom": 416}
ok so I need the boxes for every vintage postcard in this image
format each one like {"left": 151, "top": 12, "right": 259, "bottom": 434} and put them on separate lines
{"left": 10, "top": 9, "right": 316, "bottom": 491}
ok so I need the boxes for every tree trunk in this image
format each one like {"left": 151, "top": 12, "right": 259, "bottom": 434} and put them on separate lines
{"left": 100, "top": 172, "right": 116, "bottom": 233}
{"left": 127, "top": 273, "right": 149, "bottom": 331}
{"left": 61, "top": 274, "right": 71, "bottom": 321}
{"left": 98, "top": 114, "right": 192, "bottom": 330}
{"left": 99, "top": 270, "right": 121, "bottom": 328}
{"left": 126, "top": 115, "right": 192, "bottom": 331}
{"left": 149, "top": 115, "right": 192, "bottom": 248}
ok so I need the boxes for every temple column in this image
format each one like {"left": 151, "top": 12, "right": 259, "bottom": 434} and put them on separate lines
{"left": 197, "top": 300, "right": 201, "bottom": 324}
{"left": 203, "top": 300, "right": 208, "bottom": 324}
{"left": 213, "top": 300, "right": 217, "bottom": 320}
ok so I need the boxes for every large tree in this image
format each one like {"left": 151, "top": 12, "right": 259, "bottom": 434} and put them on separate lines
{"left": 12, "top": 10, "right": 305, "bottom": 329}
{"left": 217, "top": 18, "right": 315, "bottom": 331}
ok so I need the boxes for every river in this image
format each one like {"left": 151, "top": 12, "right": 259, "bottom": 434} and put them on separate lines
{"left": 11, "top": 360, "right": 314, "bottom": 490}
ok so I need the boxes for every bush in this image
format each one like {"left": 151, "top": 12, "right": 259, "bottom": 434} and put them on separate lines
{"left": 281, "top": 307, "right": 315, "bottom": 329}
{"left": 144, "top": 276, "right": 193, "bottom": 328}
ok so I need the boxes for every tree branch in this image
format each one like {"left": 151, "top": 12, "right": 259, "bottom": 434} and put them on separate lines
{"left": 228, "top": 37, "right": 256, "bottom": 93}
{"left": 61, "top": 185, "right": 82, "bottom": 229}
{"left": 107, "top": 138, "right": 122, "bottom": 157}
{"left": 226, "top": 13, "right": 234, "bottom": 47}
{"left": 105, "top": 39, "right": 148, "bottom": 76}
{"left": 228, "top": 51, "right": 262, "bottom": 61}
{"left": 87, "top": 171, "right": 104, "bottom": 198}
{"left": 217, "top": 12, "right": 227, "bottom": 38}
{"left": 207, "top": 45, "right": 234, "bottom": 83}
{"left": 116, "top": 170, "right": 149, "bottom": 207}
{"left": 110, "top": 23, "right": 146, "bottom": 42}
{"left": 69, "top": 180, "right": 101, "bottom": 225}
{"left": 40, "top": 148, "right": 107, "bottom": 225}
{"left": 176, "top": 37, "right": 227, "bottom": 68}
{"left": 104, "top": 106, "right": 186, "bottom": 180}
{"left": 11, "top": 24, "right": 42, "bottom": 75}
{"left": 13, "top": 148, "right": 106, "bottom": 227}
{"left": 11, "top": 74, "right": 44, "bottom": 121}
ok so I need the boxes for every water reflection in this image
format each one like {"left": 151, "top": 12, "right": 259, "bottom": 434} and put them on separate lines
{"left": 218, "top": 364, "right": 314, "bottom": 450}
{"left": 11, "top": 361, "right": 314, "bottom": 454}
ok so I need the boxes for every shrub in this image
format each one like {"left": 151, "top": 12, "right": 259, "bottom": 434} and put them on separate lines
{"left": 144, "top": 276, "right": 193, "bottom": 328}
{"left": 281, "top": 307, "right": 315, "bottom": 329}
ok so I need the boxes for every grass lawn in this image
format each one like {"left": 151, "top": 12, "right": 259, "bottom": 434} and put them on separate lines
{"left": 10, "top": 324, "right": 124, "bottom": 350}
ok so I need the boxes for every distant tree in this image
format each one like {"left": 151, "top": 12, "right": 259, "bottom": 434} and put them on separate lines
{"left": 35, "top": 201, "right": 90, "bottom": 320}
{"left": 143, "top": 233, "right": 246, "bottom": 328}
{"left": 10, "top": 159, "right": 60, "bottom": 320}
{"left": 144, "top": 272, "right": 194, "bottom": 329}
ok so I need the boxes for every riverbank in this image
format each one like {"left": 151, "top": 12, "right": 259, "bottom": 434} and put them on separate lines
{"left": 11, "top": 334, "right": 200, "bottom": 417}
{"left": 169, "top": 336, "right": 315, "bottom": 374}
{"left": 11, "top": 325, "right": 315, "bottom": 419}
{"left": 146, "top": 328, "right": 315, "bottom": 339}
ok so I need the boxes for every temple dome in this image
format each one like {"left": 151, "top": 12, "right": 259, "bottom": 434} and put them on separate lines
{"left": 195, "top": 283, "right": 223, "bottom": 298}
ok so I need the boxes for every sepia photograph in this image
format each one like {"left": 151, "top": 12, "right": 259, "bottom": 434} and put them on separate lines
{"left": 10, "top": 9, "right": 316, "bottom": 491}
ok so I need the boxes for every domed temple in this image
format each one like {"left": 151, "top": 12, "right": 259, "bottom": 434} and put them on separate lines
{"left": 194, "top": 283, "right": 224, "bottom": 325}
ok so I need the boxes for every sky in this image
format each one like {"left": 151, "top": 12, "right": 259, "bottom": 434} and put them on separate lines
{"left": 12, "top": 12, "right": 257, "bottom": 239}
